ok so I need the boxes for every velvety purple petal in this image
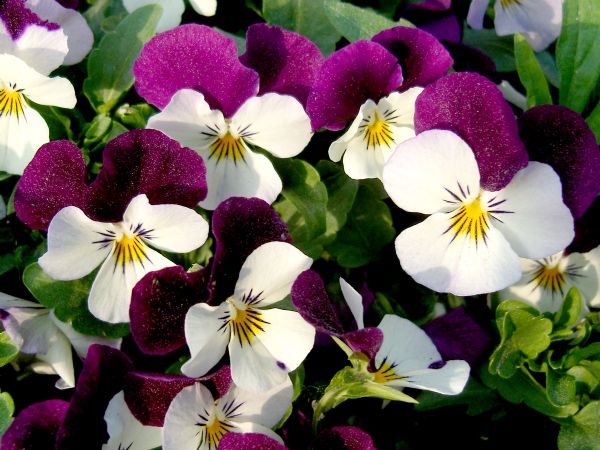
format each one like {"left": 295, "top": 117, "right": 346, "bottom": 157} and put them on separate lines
{"left": 86, "top": 129, "right": 207, "bottom": 222}
{"left": 291, "top": 270, "right": 344, "bottom": 335}
{"left": 372, "top": 26, "right": 453, "bottom": 91}
{"left": 306, "top": 40, "right": 403, "bottom": 131}
{"left": 55, "top": 345, "right": 133, "bottom": 450}
{"left": 56, "top": 0, "right": 78, "bottom": 9}
{"left": 210, "top": 197, "right": 291, "bottom": 303}
{"left": 203, "top": 363, "right": 233, "bottom": 399}
{"left": 406, "top": 0, "right": 452, "bottom": 11}
{"left": 130, "top": 265, "right": 209, "bottom": 355}
{"left": 1, "top": 400, "right": 69, "bottom": 450}
{"left": 133, "top": 24, "right": 259, "bottom": 117}
{"left": 518, "top": 105, "right": 600, "bottom": 219}
{"left": 414, "top": 72, "right": 528, "bottom": 190}
{"left": 0, "top": 0, "right": 59, "bottom": 40}
{"left": 343, "top": 328, "right": 383, "bottom": 361}
{"left": 570, "top": 197, "right": 600, "bottom": 253}
{"left": 314, "top": 426, "right": 376, "bottom": 450}
{"left": 423, "top": 306, "right": 491, "bottom": 365}
{"left": 240, "top": 23, "right": 324, "bottom": 107}
{"left": 443, "top": 41, "right": 500, "bottom": 83}
{"left": 219, "top": 432, "right": 288, "bottom": 450}
{"left": 123, "top": 372, "right": 195, "bottom": 426}
{"left": 14, "top": 140, "right": 88, "bottom": 231}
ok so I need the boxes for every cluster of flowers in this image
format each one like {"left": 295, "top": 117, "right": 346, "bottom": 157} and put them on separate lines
{"left": 1, "top": 0, "right": 599, "bottom": 448}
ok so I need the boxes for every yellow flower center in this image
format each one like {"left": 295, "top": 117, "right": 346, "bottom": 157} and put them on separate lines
{"left": 229, "top": 302, "right": 269, "bottom": 346}
{"left": 114, "top": 234, "right": 147, "bottom": 266}
{"left": 362, "top": 113, "right": 394, "bottom": 149}
{"left": 373, "top": 360, "right": 402, "bottom": 384}
{"left": 448, "top": 196, "right": 490, "bottom": 244}
{"left": 199, "top": 416, "right": 234, "bottom": 449}
{"left": 530, "top": 262, "right": 567, "bottom": 295}
{"left": 500, "top": 0, "right": 521, "bottom": 7}
{"left": 209, "top": 132, "right": 246, "bottom": 162}
{"left": 0, "top": 86, "right": 25, "bottom": 119}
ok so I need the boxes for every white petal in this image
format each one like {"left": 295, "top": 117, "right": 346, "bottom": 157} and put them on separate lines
{"left": 13, "top": 25, "right": 68, "bottom": 75}
{"left": 181, "top": 303, "right": 230, "bottom": 378}
{"left": 163, "top": 383, "right": 215, "bottom": 450}
{"left": 231, "top": 93, "right": 312, "bottom": 158}
{"left": 395, "top": 212, "right": 522, "bottom": 296}
{"left": 36, "top": 330, "right": 75, "bottom": 389}
{"left": 87, "top": 244, "right": 174, "bottom": 323}
{"left": 229, "top": 334, "right": 289, "bottom": 392}
{"left": 1, "top": 307, "right": 52, "bottom": 354}
{"left": 388, "top": 360, "right": 470, "bottom": 395}
{"left": 199, "top": 149, "right": 282, "bottom": 210}
{"left": 189, "top": 0, "right": 217, "bottom": 16}
{"left": 25, "top": 0, "right": 93, "bottom": 65}
{"left": 123, "top": 0, "right": 185, "bottom": 32}
{"left": 467, "top": 0, "right": 490, "bottom": 29}
{"left": 147, "top": 89, "right": 224, "bottom": 151}
{"left": 329, "top": 109, "right": 365, "bottom": 162}
{"left": 102, "top": 391, "right": 162, "bottom": 450}
{"left": 255, "top": 308, "right": 315, "bottom": 374}
{"left": 583, "top": 246, "right": 600, "bottom": 308}
{"left": 0, "top": 103, "right": 49, "bottom": 175}
{"left": 339, "top": 277, "right": 364, "bottom": 329}
{"left": 494, "top": 0, "right": 562, "bottom": 51}
{"left": 234, "top": 241, "right": 312, "bottom": 307}
{"left": 383, "top": 88, "right": 423, "bottom": 128}
{"left": 39, "top": 206, "right": 113, "bottom": 280}
{"left": 0, "top": 293, "right": 41, "bottom": 309}
{"left": 219, "top": 377, "right": 293, "bottom": 428}
{"left": 488, "top": 162, "right": 574, "bottom": 259}
{"left": 342, "top": 134, "right": 391, "bottom": 180}
{"left": 383, "top": 130, "right": 481, "bottom": 214}
{"left": 49, "top": 312, "right": 121, "bottom": 358}
{"left": 122, "top": 194, "right": 209, "bottom": 253}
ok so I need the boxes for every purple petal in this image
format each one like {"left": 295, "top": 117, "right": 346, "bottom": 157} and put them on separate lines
{"left": 219, "top": 432, "right": 288, "bottom": 450}
{"left": 203, "top": 364, "right": 233, "bottom": 399}
{"left": 210, "top": 197, "right": 291, "bottom": 303}
{"left": 343, "top": 328, "right": 383, "bottom": 361}
{"left": 14, "top": 140, "right": 88, "bottom": 231}
{"left": 314, "top": 426, "right": 376, "bottom": 450}
{"left": 372, "top": 26, "right": 453, "bottom": 90}
{"left": 423, "top": 307, "right": 491, "bottom": 365}
{"left": 306, "top": 40, "right": 403, "bottom": 131}
{"left": 134, "top": 24, "right": 259, "bottom": 117}
{"left": 86, "top": 129, "right": 207, "bottom": 222}
{"left": 1, "top": 400, "right": 69, "bottom": 450}
{"left": 240, "top": 23, "right": 324, "bottom": 107}
{"left": 291, "top": 270, "right": 344, "bottom": 335}
{"left": 55, "top": 345, "right": 133, "bottom": 450}
{"left": 518, "top": 105, "right": 600, "bottom": 219}
{"left": 123, "top": 372, "right": 195, "bottom": 426}
{"left": 414, "top": 72, "right": 528, "bottom": 190}
{"left": 0, "top": 0, "right": 59, "bottom": 40}
{"left": 56, "top": 0, "right": 78, "bottom": 8}
{"left": 130, "top": 265, "right": 209, "bottom": 355}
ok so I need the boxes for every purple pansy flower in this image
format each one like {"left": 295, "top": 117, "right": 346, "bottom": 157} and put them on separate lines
{"left": 134, "top": 24, "right": 320, "bottom": 209}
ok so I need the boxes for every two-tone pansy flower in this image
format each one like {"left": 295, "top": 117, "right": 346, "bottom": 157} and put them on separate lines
{"left": 467, "top": 0, "right": 562, "bottom": 51}
{"left": 15, "top": 129, "right": 209, "bottom": 323}
{"left": 134, "top": 23, "right": 322, "bottom": 209}
{"left": 306, "top": 26, "right": 453, "bottom": 180}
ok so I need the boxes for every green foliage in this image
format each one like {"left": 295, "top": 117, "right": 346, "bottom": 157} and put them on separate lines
{"left": 273, "top": 158, "right": 328, "bottom": 259}
{"left": 0, "top": 333, "right": 19, "bottom": 368}
{"left": 83, "top": 5, "right": 161, "bottom": 114}
{"left": 558, "top": 401, "right": 600, "bottom": 450}
{"left": 514, "top": 33, "right": 553, "bottom": 108}
{"left": 328, "top": 183, "right": 395, "bottom": 268}
{"left": 557, "top": 0, "right": 600, "bottom": 114}
{"left": 416, "top": 378, "right": 502, "bottom": 416}
{"left": 22, "top": 263, "right": 129, "bottom": 338}
{"left": 0, "top": 390, "right": 15, "bottom": 437}
{"left": 263, "top": 0, "right": 341, "bottom": 54}
{"left": 463, "top": 28, "right": 516, "bottom": 72}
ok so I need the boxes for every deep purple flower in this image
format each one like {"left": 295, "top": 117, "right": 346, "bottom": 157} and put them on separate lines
{"left": 219, "top": 432, "right": 288, "bottom": 449}
{"left": 314, "top": 426, "right": 376, "bottom": 450}
{"left": 0, "top": 0, "right": 58, "bottom": 40}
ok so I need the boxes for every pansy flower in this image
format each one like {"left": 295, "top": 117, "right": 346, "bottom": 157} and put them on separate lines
{"left": 15, "top": 129, "right": 209, "bottom": 323}
{"left": 498, "top": 247, "right": 600, "bottom": 313}
{"left": 382, "top": 129, "right": 574, "bottom": 296}
{"left": 0, "top": 292, "right": 120, "bottom": 388}
{"left": 467, "top": 0, "right": 562, "bottom": 51}
{"left": 182, "top": 241, "right": 315, "bottom": 392}
{"left": 163, "top": 378, "right": 292, "bottom": 449}
{"left": 0, "top": 53, "right": 76, "bottom": 175}
{"left": 306, "top": 26, "right": 453, "bottom": 180}
{"left": 134, "top": 24, "right": 322, "bottom": 209}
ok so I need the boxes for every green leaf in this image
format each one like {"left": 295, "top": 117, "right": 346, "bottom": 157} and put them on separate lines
{"left": 536, "top": 50, "right": 560, "bottom": 87}
{"left": 83, "top": 5, "right": 162, "bottom": 114}
{"left": 272, "top": 158, "right": 328, "bottom": 259}
{"left": 29, "top": 104, "right": 73, "bottom": 141}
{"left": 585, "top": 100, "right": 600, "bottom": 142}
{"left": 0, "top": 333, "right": 19, "bottom": 368}
{"left": 322, "top": 0, "right": 413, "bottom": 42}
{"left": 556, "top": 0, "right": 600, "bottom": 113}
{"left": 314, "top": 161, "right": 359, "bottom": 248}
{"left": 115, "top": 103, "right": 157, "bottom": 129}
{"left": 0, "top": 391, "right": 15, "bottom": 437}
{"left": 416, "top": 378, "right": 502, "bottom": 416}
{"left": 463, "top": 28, "right": 515, "bottom": 72}
{"left": 328, "top": 183, "right": 395, "bottom": 268}
{"left": 263, "top": 0, "right": 341, "bottom": 55}
{"left": 554, "top": 287, "right": 583, "bottom": 329}
{"left": 567, "top": 361, "right": 600, "bottom": 393}
{"left": 564, "top": 342, "right": 600, "bottom": 368}
{"left": 22, "top": 263, "right": 129, "bottom": 338}
{"left": 547, "top": 370, "right": 578, "bottom": 406}
{"left": 83, "top": 0, "right": 127, "bottom": 40}
{"left": 558, "top": 401, "right": 600, "bottom": 449}
{"left": 514, "top": 33, "right": 552, "bottom": 108}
